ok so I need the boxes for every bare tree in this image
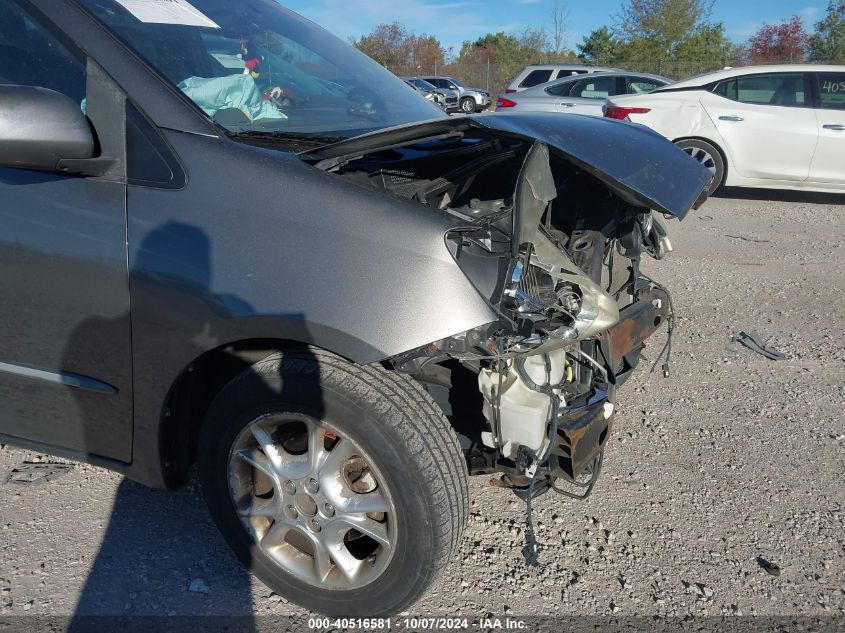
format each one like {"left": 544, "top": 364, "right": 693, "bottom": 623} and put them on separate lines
{"left": 550, "top": 0, "right": 570, "bottom": 54}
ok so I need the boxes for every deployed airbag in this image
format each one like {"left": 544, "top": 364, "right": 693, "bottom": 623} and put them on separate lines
{"left": 177, "top": 74, "right": 286, "bottom": 122}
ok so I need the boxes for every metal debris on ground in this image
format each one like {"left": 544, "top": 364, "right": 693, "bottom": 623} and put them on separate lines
{"left": 5, "top": 462, "right": 73, "bottom": 486}
{"left": 757, "top": 557, "right": 782, "bottom": 577}
{"left": 726, "top": 234, "right": 770, "bottom": 243}
{"left": 734, "top": 331, "right": 786, "bottom": 361}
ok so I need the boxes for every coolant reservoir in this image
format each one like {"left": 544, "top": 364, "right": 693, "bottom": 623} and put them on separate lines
{"left": 478, "top": 348, "right": 567, "bottom": 459}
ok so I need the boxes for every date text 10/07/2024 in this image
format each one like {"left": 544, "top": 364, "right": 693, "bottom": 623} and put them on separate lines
{"left": 307, "top": 617, "right": 529, "bottom": 630}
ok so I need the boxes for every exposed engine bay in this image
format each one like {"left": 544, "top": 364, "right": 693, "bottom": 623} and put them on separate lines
{"left": 301, "top": 114, "right": 711, "bottom": 557}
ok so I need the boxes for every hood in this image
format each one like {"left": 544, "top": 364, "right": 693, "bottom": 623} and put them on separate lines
{"left": 306, "top": 112, "right": 712, "bottom": 218}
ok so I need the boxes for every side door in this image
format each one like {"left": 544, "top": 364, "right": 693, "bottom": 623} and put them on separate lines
{"left": 0, "top": 0, "right": 133, "bottom": 461}
{"left": 808, "top": 71, "right": 845, "bottom": 185}
{"left": 700, "top": 72, "right": 818, "bottom": 181}
{"left": 556, "top": 74, "right": 619, "bottom": 116}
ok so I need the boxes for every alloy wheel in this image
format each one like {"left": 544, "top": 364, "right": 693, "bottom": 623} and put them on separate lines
{"left": 227, "top": 413, "right": 397, "bottom": 590}
{"left": 682, "top": 146, "right": 717, "bottom": 175}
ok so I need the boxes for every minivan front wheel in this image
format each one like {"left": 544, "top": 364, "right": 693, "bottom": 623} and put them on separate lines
{"left": 199, "top": 348, "right": 468, "bottom": 615}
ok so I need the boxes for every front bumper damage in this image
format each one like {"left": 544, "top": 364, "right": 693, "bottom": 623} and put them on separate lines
{"left": 305, "top": 112, "right": 710, "bottom": 502}
{"left": 551, "top": 286, "right": 670, "bottom": 482}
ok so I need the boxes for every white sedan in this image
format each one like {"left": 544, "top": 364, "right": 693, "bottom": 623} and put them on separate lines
{"left": 604, "top": 65, "right": 845, "bottom": 195}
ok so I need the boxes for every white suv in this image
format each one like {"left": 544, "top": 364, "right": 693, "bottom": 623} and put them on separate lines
{"left": 506, "top": 64, "right": 621, "bottom": 93}
{"left": 604, "top": 65, "right": 845, "bottom": 195}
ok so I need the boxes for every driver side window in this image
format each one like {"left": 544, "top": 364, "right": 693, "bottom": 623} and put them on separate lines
{"left": 0, "top": 0, "right": 85, "bottom": 104}
{"left": 714, "top": 74, "right": 806, "bottom": 107}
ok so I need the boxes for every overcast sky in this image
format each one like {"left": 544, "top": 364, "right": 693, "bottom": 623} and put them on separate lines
{"left": 280, "top": 0, "right": 826, "bottom": 53}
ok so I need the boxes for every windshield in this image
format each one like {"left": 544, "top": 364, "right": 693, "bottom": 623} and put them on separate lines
{"left": 77, "top": 0, "right": 445, "bottom": 138}
{"left": 410, "top": 79, "right": 437, "bottom": 91}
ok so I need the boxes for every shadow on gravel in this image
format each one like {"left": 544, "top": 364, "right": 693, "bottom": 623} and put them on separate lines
{"left": 70, "top": 477, "right": 255, "bottom": 618}
{"left": 713, "top": 187, "right": 845, "bottom": 205}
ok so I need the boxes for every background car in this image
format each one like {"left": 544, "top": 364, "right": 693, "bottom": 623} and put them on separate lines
{"left": 505, "top": 64, "right": 621, "bottom": 93}
{"left": 604, "top": 64, "right": 845, "bottom": 196}
{"left": 402, "top": 76, "right": 459, "bottom": 111}
{"left": 419, "top": 75, "right": 490, "bottom": 113}
{"left": 496, "top": 71, "right": 670, "bottom": 116}
{"left": 403, "top": 78, "right": 445, "bottom": 108}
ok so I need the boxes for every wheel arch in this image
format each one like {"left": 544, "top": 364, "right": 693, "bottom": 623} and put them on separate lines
{"left": 672, "top": 135, "right": 729, "bottom": 187}
{"left": 154, "top": 338, "right": 347, "bottom": 488}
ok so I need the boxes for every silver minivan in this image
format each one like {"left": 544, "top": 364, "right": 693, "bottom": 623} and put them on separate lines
{"left": 0, "top": 0, "right": 710, "bottom": 617}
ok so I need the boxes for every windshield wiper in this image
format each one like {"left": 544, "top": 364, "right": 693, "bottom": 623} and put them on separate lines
{"left": 227, "top": 129, "right": 347, "bottom": 147}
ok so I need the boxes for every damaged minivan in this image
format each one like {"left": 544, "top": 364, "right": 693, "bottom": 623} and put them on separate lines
{"left": 0, "top": 0, "right": 711, "bottom": 616}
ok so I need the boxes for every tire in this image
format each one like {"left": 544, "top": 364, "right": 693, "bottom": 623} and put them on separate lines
{"left": 459, "top": 97, "right": 475, "bottom": 114}
{"left": 674, "top": 138, "right": 725, "bottom": 197}
{"left": 199, "top": 347, "right": 468, "bottom": 616}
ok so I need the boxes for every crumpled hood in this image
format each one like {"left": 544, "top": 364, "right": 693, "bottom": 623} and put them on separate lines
{"left": 310, "top": 112, "right": 713, "bottom": 219}
{"left": 475, "top": 113, "right": 712, "bottom": 218}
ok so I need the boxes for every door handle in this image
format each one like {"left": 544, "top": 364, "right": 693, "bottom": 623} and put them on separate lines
{"left": 559, "top": 102, "right": 576, "bottom": 108}
{"left": 719, "top": 115, "right": 744, "bottom": 122}
{"left": 822, "top": 124, "right": 845, "bottom": 131}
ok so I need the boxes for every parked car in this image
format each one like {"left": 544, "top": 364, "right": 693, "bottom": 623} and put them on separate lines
{"left": 419, "top": 75, "right": 490, "bottom": 113}
{"left": 604, "top": 64, "right": 845, "bottom": 196}
{"left": 402, "top": 76, "right": 459, "bottom": 112}
{"left": 505, "top": 64, "right": 622, "bottom": 93}
{"left": 0, "top": 0, "right": 711, "bottom": 617}
{"left": 402, "top": 78, "right": 445, "bottom": 108}
{"left": 496, "top": 72, "right": 671, "bottom": 115}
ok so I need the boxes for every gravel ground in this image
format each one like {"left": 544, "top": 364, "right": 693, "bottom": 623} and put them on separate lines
{"left": 1, "top": 189, "right": 844, "bottom": 620}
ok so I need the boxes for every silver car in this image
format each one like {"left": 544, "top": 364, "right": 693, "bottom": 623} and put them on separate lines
{"left": 403, "top": 77, "right": 459, "bottom": 112}
{"left": 496, "top": 72, "right": 671, "bottom": 116}
{"left": 420, "top": 76, "right": 491, "bottom": 113}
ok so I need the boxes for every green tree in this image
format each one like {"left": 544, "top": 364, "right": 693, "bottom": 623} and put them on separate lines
{"left": 459, "top": 32, "right": 522, "bottom": 64}
{"left": 577, "top": 26, "right": 623, "bottom": 64}
{"left": 675, "top": 23, "right": 736, "bottom": 61}
{"left": 615, "top": 0, "right": 716, "bottom": 57}
{"left": 808, "top": 0, "right": 845, "bottom": 62}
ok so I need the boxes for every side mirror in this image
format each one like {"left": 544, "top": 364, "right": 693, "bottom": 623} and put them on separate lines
{"left": 0, "top": 85, "right": 95, "bottom": 173}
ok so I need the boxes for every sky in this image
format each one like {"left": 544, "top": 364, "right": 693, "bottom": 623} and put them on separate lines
{"left": 279, "top": 0, "right": 828, "bottom": 54}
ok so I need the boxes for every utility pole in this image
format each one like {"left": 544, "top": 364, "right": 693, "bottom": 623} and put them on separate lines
{"left": 481, "top": 45, "right": 490, "bottom": 92}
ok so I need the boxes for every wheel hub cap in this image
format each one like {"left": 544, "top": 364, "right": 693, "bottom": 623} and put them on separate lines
{"left": 683, "top": 146, "right": 717, "bottom": 175}
{"left": 227, "top": 414, "right": 397, "bottom": 590}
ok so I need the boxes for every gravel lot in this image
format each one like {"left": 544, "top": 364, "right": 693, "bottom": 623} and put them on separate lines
{"left": 1, "top": 189, "right": 844, "bottom": 620}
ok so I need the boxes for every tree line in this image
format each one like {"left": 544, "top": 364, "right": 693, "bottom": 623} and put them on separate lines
{"left": 352, "top": 0, "right": 845, "bottom": 72}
